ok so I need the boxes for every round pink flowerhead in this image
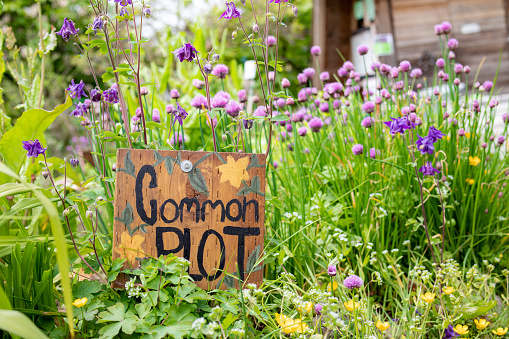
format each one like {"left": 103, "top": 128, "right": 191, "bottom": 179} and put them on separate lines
{"left": 211, "top": 64, "right": 229, "bottom": 79}
{"left": 361, "top": 117, "right": 374, "bottom": 128}
{"left": 303, "top": 67, "right": 316, "bottom": 79}
{"left": 320, "top": 71, "right": 330, "bottom": 82}
{"left": 362, "top": 101, "right": 375, "bottom": 114}
{"left": 190, "top": 95, "right": 208, "bottom": 109}
{"left": 166, "top": 104, "right": 175, "bottom": 114}
{"left": 266, "top": 35, "right": 276, "bottom": 47}
{"left": 357, "top": 44, "right": 369, "bottom": 56}
{"left": 399, "top": 60, "right": 411, "bottom": 72}
{"left": 170, "top": 89, "right": 180, "bottom": 99}
{"left": 343, "top": 61, "right": 354, "bottom": 72}
{"left": 225, "top": 100, "right": 242, "bottom": 117}
{"left": 453, "top": 63, "right": 463, "bottom": 74}
{"left": 343, "top": 274, "right": 363, "bottom": 290}
{"left": 308, "top": 117, "right": 324, "bottom": 132}
{"left": 410, "top": 68, "right": 422, "bottom": 78}
{"left": 327, "top": 265, "right": 337, "bottom": 277}
{"left": 192, "top": 79, "right": 205, "bottom": 90}
{"left": 298, "top": 127, "right": 308, "bottom": 137}
{"left": 297, "top": 73, "right": 308, "bottom": 85}
{"left": 314, "top": 303, "right": 323, "bottom": 315}
{"left": 436, "top": 58, "right": 445, "bottom": 68}
{"left": 483, "top": 80, "right": 494, "bottom": 92}
{"left": 441, "top": 21, "right": 452, "bottom": 34}
{"left": 464, "top": 65, "right": 471, "bottom": 74}
{"left": 310, "top": 45, "right": 321, "bottom": 56}
{"left": 281, "top": 78, "right": 291, "bottom": 88}
{"left": 434, "top": 24, "right": 444, "bottom": 35}
{"left": 337, "top": 67, "right": 349, "bottom": 77}
{"left": 319, "top": 102, "right": 329, "bottom": 113}
{"left": 502, "top": 113, "right": 509, "bottom": 124}
{"left": 238, "top": 89, "right": 248, "bottom": 103}
{"left": 447, "top": 38, "right": 459, "bottom": 51}
{"left": 352, "top": 144, "right": 363, "bottom": 155}
{"left": 152, "top": 109, "right": 161, "bottom": 123}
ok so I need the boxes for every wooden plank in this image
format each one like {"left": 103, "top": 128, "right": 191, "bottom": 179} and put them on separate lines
{"left": 112, "top": 150, "right": 266, "bottom": 290}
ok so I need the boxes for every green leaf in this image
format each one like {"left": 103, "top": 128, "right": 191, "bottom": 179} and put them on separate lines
{"left": 246, "top": 245, "right": 261, "bottom": 274}
{"left": 0, "top": 309, "right": 48, "bottom": 339}
{"left": 0, "top": 95, "right": 72, "bottom": 184}
{"left": 460, "top": 300, "right": 497, "bottom": 320}
{"left": 270, "top": 114, "right": 289, "bottom": 122}
{"left": 98, "top": 322, "right": 122, "bottom": 339}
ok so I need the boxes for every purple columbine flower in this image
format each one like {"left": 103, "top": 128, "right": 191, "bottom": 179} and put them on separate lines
{"left": 22, "top": 139, "right": 47, "bottom": 158}
{"left": 361, "top": 117, "right": 374, "bottom": 128}
{"left": 352, "top": 144, "right": 364, "bottom": 155}
{"left": 92, "top": 16, "right": 104, "bottom": 34}
{"left": 343, "top": 275, "right": 363, "bottom": 289}
{"left": 362, "top": 101, "right": 375, "bottom": 114}
{"left": 212, "top": 64, "right": 229, "bottom": 79}
{"left": 419, "top": 161, "right": 440, "bottom": 176}
{"left": 327, "top": 265, "right": 337, "bottom": 276}
{"left": 173, "top": 103, "right": 188, "bottom": 125}
{"left": 56, "top": 18, "right": 79, "bottom": 42}
{"left": 90, "top": 89, "right": 102, "bottom": 102}
{"left": 442, "top": 325, "right": 460, "bottom": 339}
{"left": 103, "top": 86, "right": 119, "bottom": 104}
{"left": 243, "top": 119, "right": 253, "bottom": 130}
{"left": 69, "top": 102, "right": 88, "bottom": 117}
{"left": 357, "top": 44, "right": 369, "bottom": 55}
{"left": 225, "top": 100, "right": 242, "bottom": 117}
{"left": 303, "top": 67, "right": 316, "bottom": 79}
{"left": 399, "top": 60, "right": 411, "bottom": 72}
{"left": 310, "top": 45, "right": 321, "bottom": 56}
{"left": 69, "top": 157, "right": 79, "bottom": 167}
{"left": 308, "top": 117, "right": 324, "bottom": 132}
{"left": 384, "top": 117, "right": 413, "bottom": 135}
{"left": 416, "top": 135, "right": 435, "bottom": 155}
{"left": 219, "top": 1, "right": 242, "bottom": 20}
{"left": 410, "top": 68, "right": 422, "bottom": 78}
{"left": 428, "top": 126, "right": 445, "bottom": 142}
{"left": 67, "top": 80, "right": 87, "bottom": 100}
{"left": 173, "top": 42, "right": 198, "bottom": 62}
{"left": 265, "top": 35, "right": 276, "bottom": 47}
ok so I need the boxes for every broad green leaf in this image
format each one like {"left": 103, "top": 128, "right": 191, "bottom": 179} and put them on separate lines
{"left": 460, "top": 300, "right": 497, "bottom": 320}
{"left": 0, "top": 309, "right": 48, "bottom": 339}
{"left": 0, "top": 95, "right": 72, "bottom": 184}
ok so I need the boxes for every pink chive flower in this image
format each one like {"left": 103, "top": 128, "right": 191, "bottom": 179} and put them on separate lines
{"left": 320, "top": 71, "right": 330, "bottom": 81}
{"left": 447, "top": 38, "right": 459, "bottom": 50}
{"left": 410, "top": 68, "right": 422, "bottom": 78}
{"left": 361, "top": 117, "right": 374, "bottom": 128}
{"left": 436, "top": 58, "right": 445, "bottom": 68}
{"left": 441, "top": 21, "right": 452, "bottom": 34}
{"left": 211, "top": 64, "right": 229, "bottom": 78}
{"left": 308, "top": 117, "right": 324, "bottom": 132}
{"left": 303, "top": 67, "right": 316, "bottom": 79}
{"left": 327, "top": 265, "right": 337, "bottom": 276}
{"left": 362, "top": 101, "right": 375, "bottom": 114}
{"left": 399, "top": 60, "right": 411, "bottom": 72}
{"left": 357, "top": 44, "right": 369, "bottom": 55}
{"left": 281, "top": 78, "right": 291, "bottom": 88}
{"left": 352, "top": 144, "right": 363, "bottom": 155}
{"left": 310, "top": 45, "right": 321, "bottom": 56}
{"left": 298, "top": 127, "right": 308, "bottom": 137}
{"left": 343, "top": 275, "right": 364, "bottom": 289}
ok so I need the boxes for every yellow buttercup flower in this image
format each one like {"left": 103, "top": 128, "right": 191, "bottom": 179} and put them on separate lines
{"left": 493, "top": 327, "right": 508, "bottom": 335}
{"left": 72, "top": 297, "right": 88, "bottom": 308}
{"left": 420, "top": 292, "right": 436, "bottom": 303}
{"left": 443, "top": 286, "right": 454, "bottom": 295}
{"left": 453, "top": 324, "right": 469, "bottom": 335}
{"left": 275, "top": 313, "right": 309, "bottom": 334}
{"left": 469, "top": 156, "right": 481, "bottom": 166}
{"left": 376, "top": 320, "right": 390, "bottom": 331}
{"left": 344, "top": 299, "right": 360, "bottom": 312}
{"left": 474, "top": 318, "right": 490, "bottom": 330}
{"left": 466, "top": 178, "right": 475, "bottom": 185}
{"left": 327, "top": 281, "right": 338, "bottom": 292}
{"left": 465, "top": 132, "right": 471, "bottom": 139}
{"left": 297, "top": 301, "right": 313, "bottom": 314}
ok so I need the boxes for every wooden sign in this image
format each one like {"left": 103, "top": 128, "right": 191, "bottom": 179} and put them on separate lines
{"left": 112, "top": 149, "right": 266, "bottom": 289}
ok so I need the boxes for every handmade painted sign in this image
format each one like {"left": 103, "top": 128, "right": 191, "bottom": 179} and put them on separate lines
{"left": 112, "top": 149, "right": 266, "bottom": 289}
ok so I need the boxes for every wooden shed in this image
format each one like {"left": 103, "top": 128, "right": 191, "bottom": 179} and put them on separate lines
{"left": 313, "top": 0, "right": 509, "bottom": 89}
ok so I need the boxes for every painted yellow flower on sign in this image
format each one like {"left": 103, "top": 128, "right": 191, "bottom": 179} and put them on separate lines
{"left": 474, "top": 318, "right": 490, "bottom": 330}
{"left": 116, "top": 232, "right": 145, "bottom": 264}
{"left": 275, "top": 313, "right": 309, "bottom": 334}
{"left": 469, "top": 156, "right": 481, "bottom": 166}
{"left": 443, "top": 286, "right": 454, "bottom": 295}
{"left": 217, "top": 156, "right": 250, "bottom": 188}
{"left": 454, "top": 324, "right": 469, "bottom": 334}
{"left": 344, "top": 299, "right": 360, "bottom": 312}
{"left": 72, "top": 297, "right": 88, "bottom": 308}
{"left": 493, "top": 327, "right": 508, "bottom": 336}
{"left": 420, "top": 292, "right": 435, "bottom": 303}
{"left": 376, "top": 320, "right": 390, "bottom": 331}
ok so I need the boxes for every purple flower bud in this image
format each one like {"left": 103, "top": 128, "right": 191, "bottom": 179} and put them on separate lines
{"left": 268, "top": 71, "right": 275, "bottom": 82}
{"left": 243, "top": 119, "right": 253, "bottom": 130}
{"left": 192, "top": 79, "right": 205, "bottom": 90}
{"left": 281, "top": 78, "right": 291, "bottom": 88}
{"left": 112, "top": 163, "right": 117, "bottom": 172}
{"left": 140, "top": 87, "right": 149, "bottom": 95}
{"left": 436, "top": 58, "right": 445, "bottom": 68}
{"left": 498, "top": 136, "right": 505, "bottom": 145}
{"left": 273, "top": 161, "right": 279, "bottom": 169}
{"left": 266, "top": 35, "right": 276, "bottom": 47}
{"left": 370, "top": 148, "right": 379, "bottom": 159}
{"left": 441, "top": 21, "right": 452, "bottom": 34}
{"left": 238, "top": 89, "right": 247, "bottom": 103}
{"left": 464, "top": 65, "right": 471, "bottom": 73}
{"left": 252, "top": 95, "right": 260, "bottom": 103}
{"left": 399, "top": 60, "right": 411, "bottom": 72}
{"left": 310, "top": 45, "right": 321, "bottom": 56}
{"left": 352, "top": 144, "right": 363, "bottom": 155}
{"left": 503, "top": 113, "right": 509, "bottom": 123}
{"left": 435, "top": 24, "right": 444, "bottom": 35}
{"left": 448, "top": 51, "right": 456, "bottom": 60}
{"left": 92, "top": 16, "right": 104, "bottom": 33}
{"left": 490, "top": 136, "right": 495, "bottom": 141}
{"left": 91, "top": 89, "right": 102, "bottom": 102}
{"left": 482, "top": 142, "right": 488, "bottom": 148}
{"left": 327, "top": 265, "right": 337, "bottom": 276}
{"left": 357, "top": 44, "right": 369, "bottom": 55}
{"left": 297, "top": 73, "right": 308, "bottom": 85}
{"left": 152, "top": 109, "right": 161, "bottom": 123}
{"left": 483, "top": 81, "right": 494, "bottom": 92}
{"left": 314, "top": 303, "right": 322, "bottom": 315}
{"left": 447, "top": 38, "right": 459, "bottom": 50}
{"left": 458, "top": 128, "right": 465, "bottom": 136}
{"left": 204, "top": 63, "right": 213, "bottom": 74}
{"left": 489, "top": 99, "right": 498, "bottom": 108}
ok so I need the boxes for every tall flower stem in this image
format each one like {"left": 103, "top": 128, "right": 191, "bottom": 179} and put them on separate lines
{"left": 197, "top": 58, "right": 218, "bottom": 152}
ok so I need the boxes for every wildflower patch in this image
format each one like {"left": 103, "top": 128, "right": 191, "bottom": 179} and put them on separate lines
{"left": 112, "top": 149, "right": 266, "bottom": 289}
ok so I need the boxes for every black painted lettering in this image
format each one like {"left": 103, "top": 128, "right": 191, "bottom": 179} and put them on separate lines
{"left": 242, "top": 197, "right": 259, "bottom": 222}
{"left": 223, "top": 226, "right": 260, "bottom": 282}
{"left": 135, "top": 165, "right": 158, "bottom": 226}
{"left": 225, "top": 199, "right": 242, "bottom": 222}
{"left": 197, "top": 230, "right": 226, "bottom": 281}
{"left": 160, "top": 199, "right": 179, "bottom": 223}
{"left": 179, "top": 198, "right": 201, "bottom": 223}
{"left": 156, "top": 227, "right": 184, "bottom": 257}
{"left": 182, "top": 228, "right": 203, "bottom": 281}
{"left": 201, "top": 200, "right": 226, "bottom": 222}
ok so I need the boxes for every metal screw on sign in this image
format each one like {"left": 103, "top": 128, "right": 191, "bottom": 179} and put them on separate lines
{"left": 180, "top": 160, "right": 193, "bottom": 173}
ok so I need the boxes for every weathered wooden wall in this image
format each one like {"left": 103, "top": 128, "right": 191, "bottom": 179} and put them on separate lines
{"left": 387, "top": 0, "right": 509, "bottom": 87}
